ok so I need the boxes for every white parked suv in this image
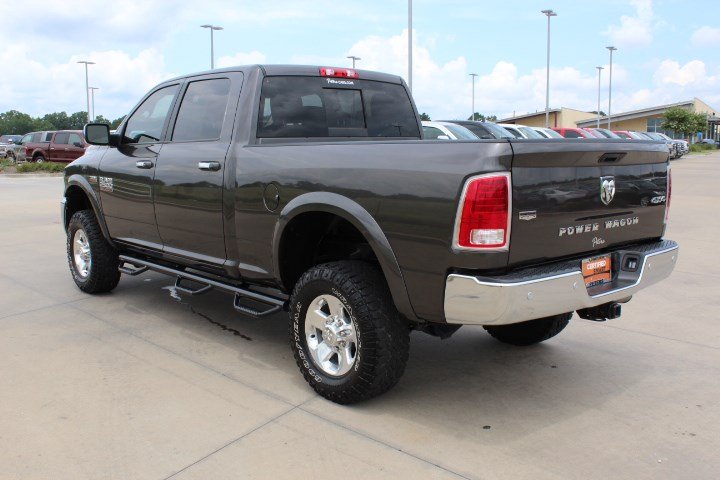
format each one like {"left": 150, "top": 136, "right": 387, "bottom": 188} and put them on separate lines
{"left": 421, "top": 121, "right": 478, "bottom": 140}
{"left": 497, "top": 123, "right": 545, "bottom": 139}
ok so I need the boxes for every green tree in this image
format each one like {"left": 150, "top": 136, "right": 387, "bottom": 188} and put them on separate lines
{"left": 42, "top": 111, "right": 71, "bottom": 129}
{"left": 486, "top": 115, "right": 498, "bottom": 122}
{"left": 68, "top": 111, "right": 89, "bottom": 129}
{"left": 94, "top": 115, "right": 111, "bottom": 125}
{"left": 419, "top": 112, "right": 431, "bottom": 121}
{"left": 468, "top": 113, "right": 485, "bottom": 121}
{"left": 0, "top": 110, "right": 36, "bottom": 134}
{"left": 110, "top": 116, "right": 125, "bottom": 129}
{"left": 661, "top": 107, "right": 708, "bottom": 141}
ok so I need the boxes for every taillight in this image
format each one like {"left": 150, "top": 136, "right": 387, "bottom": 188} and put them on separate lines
{"left": 319, "top": 67, "right": 359, "bottom": 79}
{"left": 665, "top": 166, "right": 672, "bottom": 223}
{"left": 453, "top": 173, "right": 511, "bottom": 250}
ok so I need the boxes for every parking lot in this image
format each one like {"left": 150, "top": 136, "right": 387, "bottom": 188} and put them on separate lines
{"left": 1, "top": 152, "right": 718, "bottom": 480}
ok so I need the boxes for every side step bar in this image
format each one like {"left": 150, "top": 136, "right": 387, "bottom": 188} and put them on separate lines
{"left": 118, "top": 255, "right": 286, "bottom": 318}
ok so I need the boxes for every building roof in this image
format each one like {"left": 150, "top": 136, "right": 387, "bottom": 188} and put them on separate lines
{"left": 498, "top": 107, "right": 592, "bottom": 123}
{"left": 575, "top": 99, "right": 697, "bottom": 127}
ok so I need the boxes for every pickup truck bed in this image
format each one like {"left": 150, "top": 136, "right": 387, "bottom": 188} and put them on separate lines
{"left": 62, "top": 64, "right": 677, "bottom": 403}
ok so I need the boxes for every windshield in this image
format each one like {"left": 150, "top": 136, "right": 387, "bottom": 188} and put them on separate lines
{"left": 518, "top": 126, "right": 544, "bottom": 139}
{"left": 615, "top": 131, "right": 632, "bottom": 139}
{"left": 482, "top": 123, "right": 514, "bottom": 139}
{"left": 540, "top": 128, "right": 563, "bottom": 138}
{"left": 444, "top": 123, "right": 479, "bottom": 140}
{"left": 501, "top": 126, "right": 524, "bottom": 139}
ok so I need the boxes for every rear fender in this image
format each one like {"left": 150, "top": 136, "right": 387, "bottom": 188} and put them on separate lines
{"left": 273, "top": 192, "right": 417, "bottom": 321}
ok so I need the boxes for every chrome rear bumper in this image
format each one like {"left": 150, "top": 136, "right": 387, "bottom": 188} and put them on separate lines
{"left": 444, "top": 241, "right": 678, "bottom": 326}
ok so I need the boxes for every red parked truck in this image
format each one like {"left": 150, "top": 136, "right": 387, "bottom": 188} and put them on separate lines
{"left": 21, "top": 130, "right": 87, "bottom": 163}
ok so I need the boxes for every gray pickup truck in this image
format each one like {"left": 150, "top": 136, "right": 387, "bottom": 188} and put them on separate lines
{"left": 62, "top": 65, "right": 677, "bottom": 404}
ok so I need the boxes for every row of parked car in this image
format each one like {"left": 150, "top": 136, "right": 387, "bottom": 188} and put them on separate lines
{"left": 422, "top": 120, "right": 689, "bottom": 159}
{"left": 0, "top": 130, "right": 88, "bottom": 164}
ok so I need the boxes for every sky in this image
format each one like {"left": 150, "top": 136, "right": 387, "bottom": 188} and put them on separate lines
{"left": 0, "top": 0, "right": 718, "bottom": 122}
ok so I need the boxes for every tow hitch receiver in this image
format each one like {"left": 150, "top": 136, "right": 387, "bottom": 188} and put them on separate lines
{"left": 577, "top": 302, "right": 622, "bottom": 322}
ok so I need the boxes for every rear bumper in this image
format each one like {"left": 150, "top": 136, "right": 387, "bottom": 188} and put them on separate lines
{"left": 444, "top": 240, "right": 678, "bottom": 326}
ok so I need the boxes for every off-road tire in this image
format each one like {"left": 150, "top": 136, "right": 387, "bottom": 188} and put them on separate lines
{"left": 290, "top": 261, "right": 410, "bottom": 404}
{"left": 484, "top": 313, "right": 572, "bottom": 346}
{"left": 66, "top": 210, "right": 120, "bottom": 293}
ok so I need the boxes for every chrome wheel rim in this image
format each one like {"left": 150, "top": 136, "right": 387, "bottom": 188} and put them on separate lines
{"left": 304, "top": 294, "right": 358, "bottom": 377}
{"left": 72, "top": 229, "right": 91, "bottom": 278}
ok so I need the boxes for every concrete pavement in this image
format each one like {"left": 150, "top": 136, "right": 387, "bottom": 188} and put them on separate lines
{"left": 0, "top": 153, "right": 718, "bottom": 479}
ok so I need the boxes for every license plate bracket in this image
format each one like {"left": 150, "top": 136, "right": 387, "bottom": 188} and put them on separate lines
{"left": 582, "top": 254, "right": 612, "bottom": 288}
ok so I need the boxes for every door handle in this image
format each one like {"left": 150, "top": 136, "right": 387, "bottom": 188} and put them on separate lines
{"left": 135, "top": 160, "right": 154, "bottom": 169}
{"left": 198, "top": 161, "right": 221, "bottom": 171}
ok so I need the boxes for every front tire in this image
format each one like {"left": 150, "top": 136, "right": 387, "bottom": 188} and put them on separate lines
{"left": 290, "top": 261, "right": 410, "bottom": 404}
{"left": 66, "top": 210, "right": 120, "bottom": 293}
{"left": 484, "top": 313, "right": 572, "bottom": 346}
{"left": 34, "top": 154, "right": 45, "bottom": 163}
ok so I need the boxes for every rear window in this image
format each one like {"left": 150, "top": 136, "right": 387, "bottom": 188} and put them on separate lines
{"left": 257, "top": 76, "right": 420, "bottom": 139}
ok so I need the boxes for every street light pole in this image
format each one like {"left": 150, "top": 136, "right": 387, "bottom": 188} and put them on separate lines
{"left": 89, "top": 87, "right": 99, "bottom": 122}
{"left": 408, "top": 0, "right": 412, "bottom": 92}
{"left": 469, "top": 73, "right": 478, "bottom": 121}
{"left": 347, "top": 56, "right": 361, "bottom": 69}
{"left": 201, "top": 24, "right": 224, "bottom": 69}
{"left": 77, "top": 61, "right": 95, "bottom": 124}
{"left": 596, "top": 66, "right": 603, "bottom": 128}
{"left": 606, "top": 46, "right": 617, "bottom": 129}
{"left": 541, "top": 9, "right": 557, "bottom": 128}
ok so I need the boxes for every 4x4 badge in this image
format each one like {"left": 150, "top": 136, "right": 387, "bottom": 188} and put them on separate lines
{"left": 600, "top": 176, "right": 615, "bottom": 206}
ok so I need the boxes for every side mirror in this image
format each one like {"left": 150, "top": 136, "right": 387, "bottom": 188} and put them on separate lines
{"left": 84, "top": 123, "right": 110, "bottom": 146}
{"left": 437, "top": 135, "right": 451, "bottom": 140}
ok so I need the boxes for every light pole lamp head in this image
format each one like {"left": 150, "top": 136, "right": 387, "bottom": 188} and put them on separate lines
{"left": 541, "top": 9, "right": 557, "bottom": 16}
{"left": 469, "top": 73, "right": 478, "bottom": 78}
{"left": 77, "top": 60, "right": 95, "bottom": 65}
{"left": 201, "top": 24, "right": 223, "bottom": 31}
{"left": 606, "top": 46, "right": 617, "bottom": 52}
{"left": 596, "top": 66, "right": 604, "bottom": 71}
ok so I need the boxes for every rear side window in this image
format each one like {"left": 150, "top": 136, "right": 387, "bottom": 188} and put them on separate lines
{"left": 69, "top": 133, "right": 83, "bottom": 146}
{"left": 43, "top": 132, "right": 54, "bottom": 141}
{"left": 257, "top": 76, "right": 420, "bottom": 139}
{"left": 172, "top": 78, "right": 231, "bottom": 142}
{"left": 54, "top": 132, "right": 70, "bottom": 144}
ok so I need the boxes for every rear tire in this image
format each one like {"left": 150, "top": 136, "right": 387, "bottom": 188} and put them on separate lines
{"left": 289, "top": 261, "right": 410, "bottom": 404}
{"left": 66, "top": 210, "right": 120, "bottom": 293}
{"left": 484, "top": 313, "right": 572, "bottom": 346}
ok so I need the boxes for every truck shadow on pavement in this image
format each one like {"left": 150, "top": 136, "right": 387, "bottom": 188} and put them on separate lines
{"left": 106, "top": 275, "right": 647, "bottom": 443}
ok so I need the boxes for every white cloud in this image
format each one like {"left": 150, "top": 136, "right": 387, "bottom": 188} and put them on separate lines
{"left": 216, "top": 51, "right": 267, "bottom": 68}
{"left": 0, "top": 46, "right": 173, "bottom": 119}
{"left": 691, "top": 26, "right": 720, "bottom": 46}
{"left": 338, "top": 30, "right": 632, "bottom": 120}
{"left": 653, "top": 59, "right": 714, "bottom": 86}
{"left": 603, "top": 0, "right": 655, "bottom": 47}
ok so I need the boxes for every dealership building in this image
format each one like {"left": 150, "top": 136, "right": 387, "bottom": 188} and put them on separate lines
{"left": 499, "top": 98, "right": 719, "bottom": 141}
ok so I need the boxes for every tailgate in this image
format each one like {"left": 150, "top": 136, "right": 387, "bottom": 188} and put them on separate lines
{"left": 509, "top": 140, "right": 669, "bottom": 266}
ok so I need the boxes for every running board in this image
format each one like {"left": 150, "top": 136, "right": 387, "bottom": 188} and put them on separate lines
{"left": 118, "top": 255, "right": 287, "bottom": 317}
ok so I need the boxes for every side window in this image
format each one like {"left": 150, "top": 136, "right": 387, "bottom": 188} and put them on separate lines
{"left": 124, "top": 84, "right": 180, "bottom": 144}
{"left": 21, "top": 134, "right": 32, "bottom": 144}
{"left": 564, "top": 130, "right": 582, "bottom": 138}
{"left": 171, "top": 78, "right": 231, "bottom": 142}
{"left": 68, "top": 133, "right": 83, "bottom": 146}
{"left": 31, "top": 133, "right": 41, "bottom": 142}
{"left": 44, "top": 132, "right": 54, "bottom": 141}
{"left": 423, "top": 126, "right": 445, "bottom": 139}
{"left": 54, "top": 132, "right": 70, "bottom": 144}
